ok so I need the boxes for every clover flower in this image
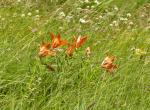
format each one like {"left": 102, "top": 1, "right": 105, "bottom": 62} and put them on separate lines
{"left": 59, "top": 12, "right": 65, "bottom": 18}
{"left": 21, "top": 14, "right": 25, "bottom": 17}
{"left": 112, "top": 20, "right": 119, "bottom": 26}
{"left": 94, "top": 0, "right": 100, "bottom": 5}
{"left": 27, "top": 12, "right": 32, "bottom": 16}
{"left": 127, "top": 13, "right": 131, "bottom": 17}
{"left": 17, "top": 0, "right": 21, "bottom": 2}
{"left": 135, "top": 49, "right": 146, "bottom": 55}
{"left": 1, "top": 17, "right": 5, "bottom": 21}
{"left": 36, "top": 10, "right": 39, "bottom": 13}
{"left": 84, "top": 0, "right": 89, "bottom": 3}
{"left": 79, "top": 18, "right": 87, "bottom": 24}
{"left": 114, "top": 6, "right": 119, "bottom": 11}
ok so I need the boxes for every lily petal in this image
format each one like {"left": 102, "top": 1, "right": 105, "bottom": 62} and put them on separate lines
{"left": 50, "top": 32, "right": 67, "bottom": 48}
{"left": 65, "top": 44, "right": 75, "bottom": 57}
{"left": 74, "top": 36, "right": 87, "bottom": 48}
{"left": 101, "top": 56, "right": 117, "bottom": 73}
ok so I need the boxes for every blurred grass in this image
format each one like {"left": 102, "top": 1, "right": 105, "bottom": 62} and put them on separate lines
{"left": 0, "top": 0, "right": 150, "bottom": 110}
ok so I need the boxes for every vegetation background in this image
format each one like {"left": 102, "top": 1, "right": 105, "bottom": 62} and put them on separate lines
{"left": 0, "top": 0, "right": 150, "bottom": 109}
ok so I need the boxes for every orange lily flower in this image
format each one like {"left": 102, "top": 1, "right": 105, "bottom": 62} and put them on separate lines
{"left": 65, "top": 44, "right": 75, "bottom": 57}
{"left": 38, "top": 42, "right": 56, "bottom": 57}
{"left": 50, "top": 32, "right": 67, "bottom": 48}
{"left": 74, "top": 36, "right": 87, "bottom": 48}
{"left": 101, "top": 56, "right": 117, "bottom": 73}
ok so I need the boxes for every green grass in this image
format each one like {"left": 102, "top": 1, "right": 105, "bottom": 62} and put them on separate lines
{"left": 0, "top": 0, "right": 150, "bottom": 110}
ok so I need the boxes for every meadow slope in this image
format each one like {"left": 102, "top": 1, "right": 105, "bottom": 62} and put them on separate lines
{"left": 0, "top": 0, "right": 150, "bottom": 110}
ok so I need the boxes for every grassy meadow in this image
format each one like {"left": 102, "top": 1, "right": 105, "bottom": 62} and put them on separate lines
{"left": 0, "top": 0, "right": 150, "bottom": 110}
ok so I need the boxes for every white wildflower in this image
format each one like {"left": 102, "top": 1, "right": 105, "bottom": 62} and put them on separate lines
{"left": 94, "top": 0, "right": 100, "bottom": 5}
{"left": 1, "top": 18, "right": 5, "bottom": 21}
{"left": 95, "top": 17, "right": 99, "bottom": 20}
{"left": 99, "top": 15, "right": 103, "bottom": 19}
{"left": 77, "top": 7, "right": 82, "bottom": 10}
{"left": 87, "top": 6, "right": 90, "bottom": 9}
{"left": 141, "top": 14, "right": 145, "bottom": 18}
{"left": 17, "top": 0, "right": 21, "bottom": 2}
{"left": 31, "top": 28, "right": 38, "bottom": 33}
{"left": 35, "top": 15, "right": 40, "bottom": 18}
{"left": 27, "top": 12, "right": 32, "bottom": 16}
{"left": 91, "top": 6, "right": 95, "bottom": 9}
{"left": 130, "top": 47, "right": 135, "bottom": 51}
{"left": 79, "top": 18, "right": 87, "bottom": 24}
{"left": 80, "top": 1, "right": 84, "bottom": 3}
{"left": 127, "top": 13, "right": 131, "bottom": 17}
{"left": 13, "top": 13, "right": 17, "bottom": 17}
{"left": 109, "top": 23, "right": 113, "bottom": 26}
{"left": 112, "top": 20, "right": 118, "bottom": 26}
{"left": 114, "top": 6, "right": 119, "bottom": 11}
{"left": 119, "top": 17, "right": 128, "bottom": 21}
{"left": 127, "top": 26, "right": 131, "bottom": 29}
{"left": 58, "top": 12, "right": 65, "bottom": 19}
{"left": 124, "top": 21, "right": 127, "bottom": 24}
{"left": 59, "top": 12, "right": 65, "bottom": 17}
{"left": 21, "top": 14, "right": 25, "bottom": 17}
{"left": 104, "top": 9, "right": 109, "bottom": 13}
{"left": 35, "top": 15, "right": 40, "bottom": 20}
{"left": 84, "top": 0, "right": 89, "bottom": 3}
{"left": 112, "top": 21, "right": 117, "bottom": 24}
{"left": 124, "top": 18, "right": 128, "bottom": 21}
{"left": 119, "top": 17, "right": 124, "bottom": 21}
{"left": 135, "top": 49, "right": 146, "bottom": 55}
{"left": 38, "top": 31, "right": 43, "bottom": 35}
{"left": 37, "top": 77, "right": 41, "bottom": 81}
{"left": 66, "top": 15, "right": 73, "bottom": 22}
{"left": 35, "top": 10, "right": 39, "bottom": 13}
{"left": 95, "top": 27, "right": 99, "bottom": 31}
{"left": 129, "top": 21, "right": 134, "bottom": 25}
{"left": 59, "top": 27, "right": 63, "bottom": 30}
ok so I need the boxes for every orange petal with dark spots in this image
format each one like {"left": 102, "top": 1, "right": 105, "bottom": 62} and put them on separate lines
{"left": 38, "top": 42, "right": 56, "bottom": 57}
{"left": 74, "top": 36, "right": 87, "bottom": 48}
{"left": 65, "top": 44, "right": 75, "bottom": 57}
{"left": 50, "top": 32, "right": 67, "bottom": 48}
{"left": 101, "top": 56, "right": 117, "bottom": 73}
